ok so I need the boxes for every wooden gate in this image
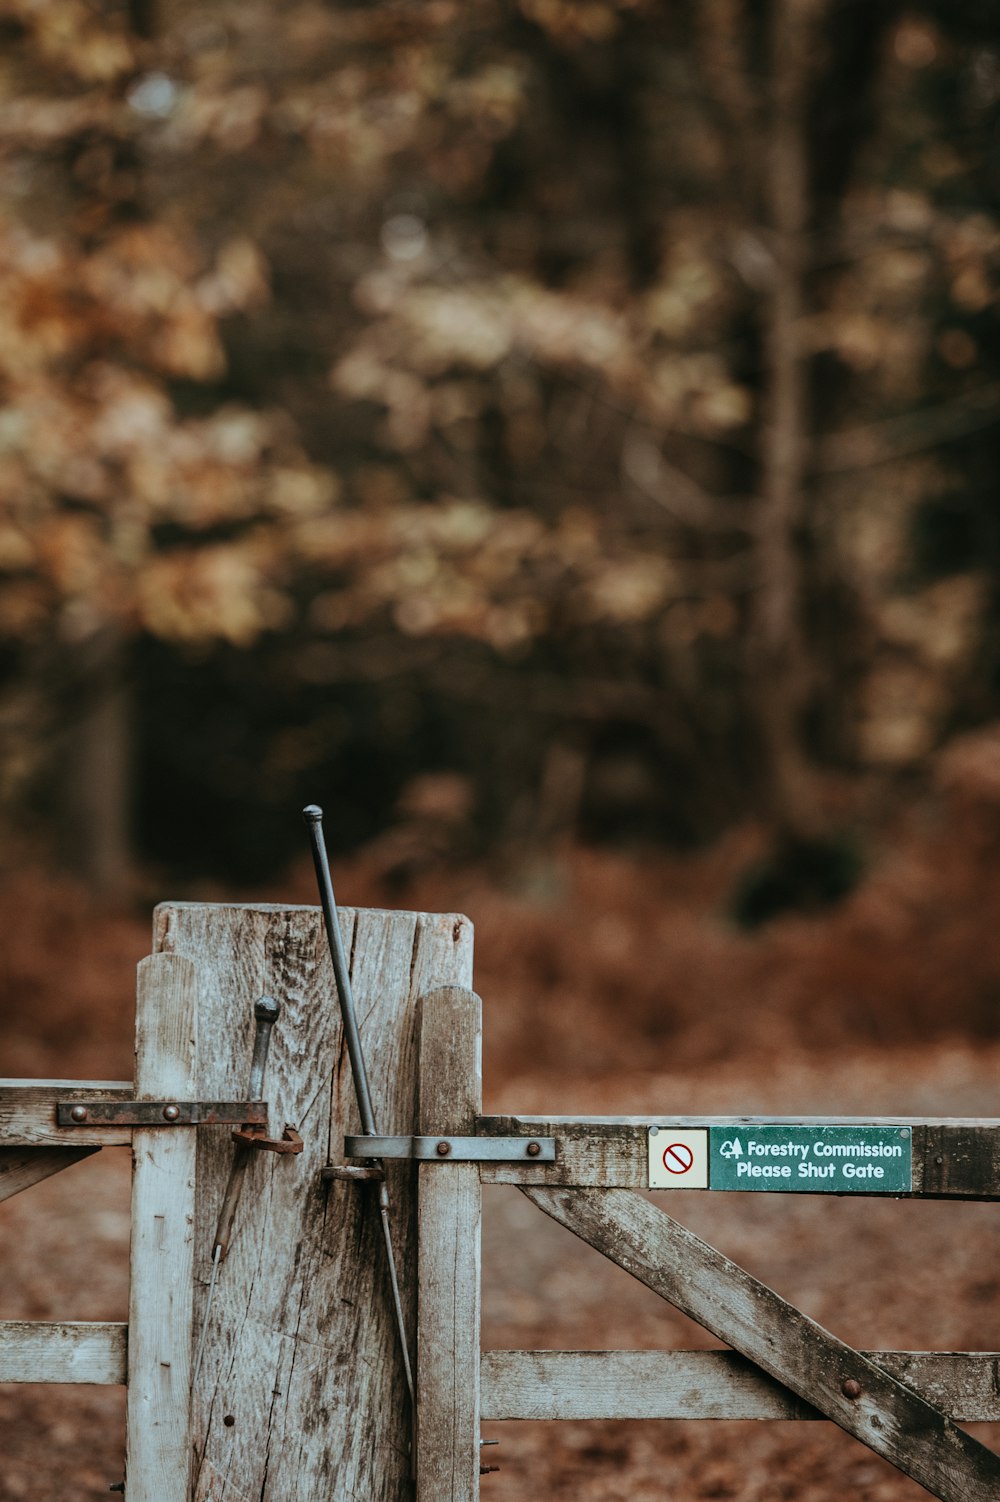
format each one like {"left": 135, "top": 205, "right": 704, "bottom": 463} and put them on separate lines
{"left": 0, "top": 901, "right": 471, "bottom": 1500}
{"left": 417, "top": 988, "right": 1000, "bottom": 1502}
{"left": 3, "top": 900, "right": 1000, "bottom": 1501}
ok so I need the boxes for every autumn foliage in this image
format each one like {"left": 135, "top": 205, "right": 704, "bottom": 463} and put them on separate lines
{"left": 1, "top": 0, "right": 999, "bottom": 883}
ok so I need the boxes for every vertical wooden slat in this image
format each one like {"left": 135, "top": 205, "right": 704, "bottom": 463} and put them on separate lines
{"left": 126, "top": 952, "right": 197, "bottom": 1502}
{"left": 417, "top": 985, "right": 483, "bottom": 1502}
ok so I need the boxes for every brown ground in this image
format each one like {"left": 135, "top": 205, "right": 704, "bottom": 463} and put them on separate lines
{"left": 5, "top": 734, "right": 1000, "bottom": 1499}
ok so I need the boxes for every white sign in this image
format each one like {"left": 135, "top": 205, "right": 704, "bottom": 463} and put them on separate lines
{"left": 647, "top": 1126, "right": 709, "bottom": 1189}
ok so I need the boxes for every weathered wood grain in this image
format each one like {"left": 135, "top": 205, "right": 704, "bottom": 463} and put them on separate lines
{"left": 126, "top": 952, "right": 198, "bottom": 1502}
{"left": 919, "top": 1123, "right": 1000, "bottom": 1197}
{"left": 0, "top": 1145, "right": 100, "bottom": 1201}
{"left": 417, "top": 987, "right": 482, "bottom": 1502}
{"left": 0, "top": 1321, "right": 127, "bottom": 1384}
{"left": 522, "top": 1186, "right": 1000, "bottom": 1502}
{"left": 480, "top": 1116, "right": 1000, "bottom": 1198}
{"left": 0, "top": 1082, "right": 133, "bottom": 1146}
{"left": 480, "top": 1349, "right": 1000, "bottom": 1423}
{"left": 155, "top": 901, "right": 473, "bottom": 1502}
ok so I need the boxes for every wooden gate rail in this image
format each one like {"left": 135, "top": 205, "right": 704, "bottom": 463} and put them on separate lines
{"left": 0, "top": 1322, "right": 127, "bottom": 1384}
{"left": 5, "top": 1329, "right": 998, "bottom": 1430}
{"left": 477, "top": 1115, "right": 1000, "bottom": 1197}
{"left": 479, "top": 1349, "right": 1000, "bottom": 1423}
{"left": 0, "top": 1082, "right": 134, "bottom": 1146}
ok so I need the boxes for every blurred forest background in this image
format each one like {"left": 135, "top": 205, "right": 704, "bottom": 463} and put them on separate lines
{"left": 1, "top": 0, "right": 999, "bottom": 907}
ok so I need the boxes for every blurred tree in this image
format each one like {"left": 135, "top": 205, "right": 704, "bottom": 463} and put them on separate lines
{"left": 0, "top": 0, "right": 997, "bottom": 896}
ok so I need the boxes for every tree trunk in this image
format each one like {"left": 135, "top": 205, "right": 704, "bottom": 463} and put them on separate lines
{"left": 750, "top": 0, "right": 824, "bottom": 845}
{"left": 59, "top": 628, "right": 133, "bottom": 895}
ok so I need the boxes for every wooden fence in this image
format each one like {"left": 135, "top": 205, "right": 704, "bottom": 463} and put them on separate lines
{"left": 2, "top": 900, "right": 1000, "bottom": 1502}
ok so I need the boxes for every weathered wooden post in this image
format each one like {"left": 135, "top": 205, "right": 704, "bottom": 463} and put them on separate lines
{"left": 150, "top": 900, "right": 471, "bottom": 1501}
{"left": 416, "top": 986, "right": 483, "bottom": 1502}
{"left": 126, "top": 952, "right": 198, "bottom": 1501}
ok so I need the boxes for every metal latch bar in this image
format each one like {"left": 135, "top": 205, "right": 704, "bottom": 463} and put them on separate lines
{"left": 344, "top": 1133, "right": 557, "bottom": 1163}
{"left": 57, "top": 1100, "right": 268, "bottom": 1127}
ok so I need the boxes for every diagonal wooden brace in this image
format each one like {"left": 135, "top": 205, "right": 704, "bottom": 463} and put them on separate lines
{"left": 522, "top": 1186, "right": 1000, "bottom": 1502}
{"left": 0, "top": 1146, "right": 100, "bottom": 1203}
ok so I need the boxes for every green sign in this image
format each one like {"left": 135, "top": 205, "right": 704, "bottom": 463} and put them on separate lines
{"left": 708, "top": 1125, "right": 912, "bottom": 1194}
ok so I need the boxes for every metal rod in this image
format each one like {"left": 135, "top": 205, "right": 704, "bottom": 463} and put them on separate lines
{"left": 303, "top": 804, "right": 417, "bottom": 1424}
{"left": 379, "top": 1192, "right": 416, "bottom": 1404}
{"left": 192, "top": 1245, "right": 221, "bottom": 1388}
{"left": 247, "top": 996, "right": 280, "bottom": 1102}
{"left": 302, "top": 806, "right": 378, "bottom": 1135}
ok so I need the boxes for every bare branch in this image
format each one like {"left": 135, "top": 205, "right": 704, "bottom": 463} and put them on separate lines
{"left": 747, "top": 0, "right": 825, "bottom": 843}
{"left": 622, "top": 426, "right": 751, "bottom": 533}
{"left": 818, "top": 384, "right": 1000, "bottom": 473}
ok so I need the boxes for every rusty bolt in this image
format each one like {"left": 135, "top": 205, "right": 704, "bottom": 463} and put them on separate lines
{"left": 223, "top": 1414, "right": 236, "bottom": 1428}
{"left": 436, "top": 1140, "right": 451, "bottom": 1157}
{"left": 480, "top": 1465, "right": 501, "bottom": 1475}
{"left": 162, "top": 1104, "right": 181, "bottom": 1122}
{"left": 842, "top": 1378, "right": 862, "bottom": 1400}
{"left": 70, "top": 1105, "right": 89, "bottom": 1123}
{"left": 525, "top": 1141, "right": 542, "bottom": 1157}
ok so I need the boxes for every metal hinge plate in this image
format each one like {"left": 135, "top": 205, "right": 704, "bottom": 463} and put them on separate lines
{"left": 57, "top": 1100, "right": 269, "bottom": 1127}
{"left": 344, "top": 1133, "right": 557, "bottom": 1163}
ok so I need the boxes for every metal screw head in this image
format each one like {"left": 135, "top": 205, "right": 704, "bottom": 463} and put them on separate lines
{"left": 255, "top": 994, "right": 281, "bottom": 1024}
{"left": 70, "top": 1105, "right": 89, "bottom": 1123}
{"left": 436, "top": 1140, "right": 451, "bottom": 1157}
{"left": 525, "top": 1141, "right": 542, "bottom": 1157}
{"left": 842, "top": 1377, "right": 862, "bottom": 1400}
{"left": 162, "top": 1104, "right": 181, "bottom": 1122}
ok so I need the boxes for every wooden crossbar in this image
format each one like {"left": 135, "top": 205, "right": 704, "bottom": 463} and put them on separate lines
{"left": 480, "top": 1116, "right": 1000, "bottom": 1197}
{"left": 481, "top": 1349, "right": 1000, "bottom": 1423}
{"left": 0, "top": 1321, "right": 127, "bottom": 1384}
{"left": 0, "top": 1082, "right": 134, "bottom": 1147}
{"left": 522, "top": 1186, "right": 1000, "bottom": 1502}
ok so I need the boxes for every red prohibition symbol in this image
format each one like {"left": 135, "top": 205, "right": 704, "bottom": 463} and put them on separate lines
{"left": 662, "top": 1142, "right": 695, "bottom": 1175}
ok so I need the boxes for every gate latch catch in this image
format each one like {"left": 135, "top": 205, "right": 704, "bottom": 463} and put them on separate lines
{"left": 342, "top": 1133, "right": 556, "bottom": 1163}
{"left": 232, "top": 1123, "right": 304, "bottom": 1154}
